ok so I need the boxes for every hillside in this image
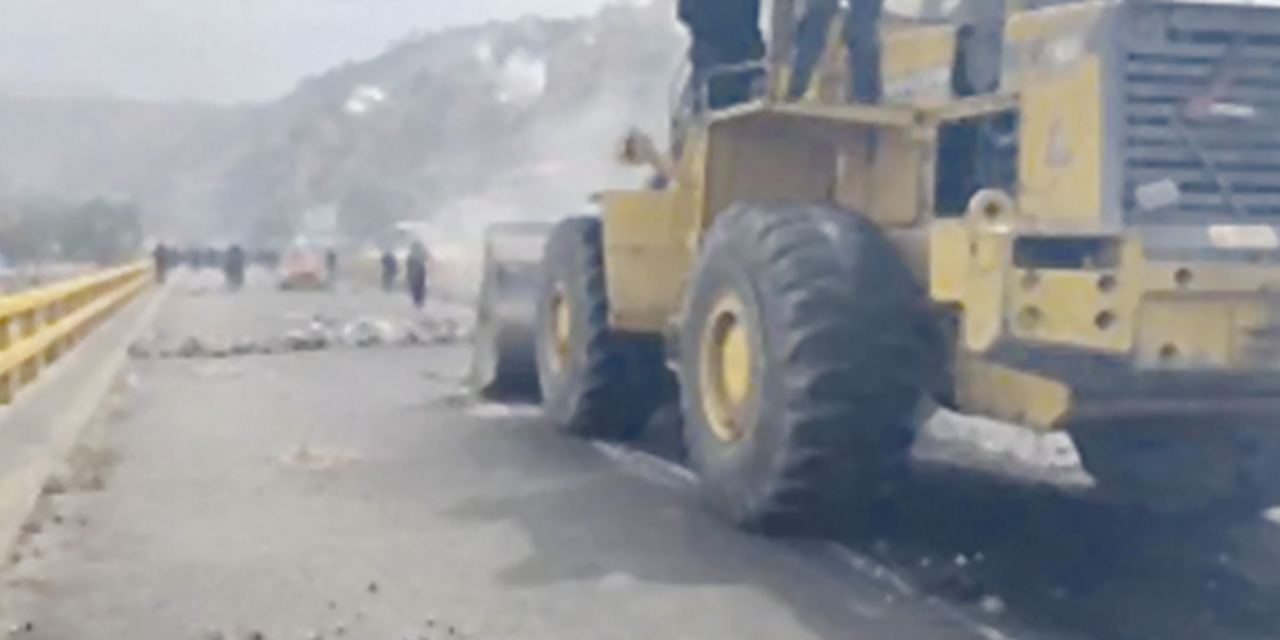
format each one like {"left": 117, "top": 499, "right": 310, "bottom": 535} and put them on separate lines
{"left": 0, "top": 0, "right": 683, "bottom": 244}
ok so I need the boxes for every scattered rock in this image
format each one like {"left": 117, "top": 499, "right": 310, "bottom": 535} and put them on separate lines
{"left": 920, "top": 562, "right": 985, "bottom": 603}
{"left": 342, "top": 319, "right": 395, "bottom": 348}
{"left": 1265, "top": 507, "right": 1280, "bottom": 525}
{"left": 465, "top": 402, "right": 540, "bottom": 419}
{"left": 229, "top": 338, "right": 258, "bottom": 356}
{"left": 41, "top": 474, "right": 68, "bottom": 497}
{"left": 284, "top": 329, "right": 327, "bottom": 352}
{"left": 598, "top": 571, "right": 636, "bottom": 591}
{"left": 205, "top": 341, "right": 232, "bottom": 358}
{"left": 979, "top": 595, "right": 1007, "bottom": 616}
{"left": 279, "top": 445, "right": 361, "bottom": 472}
{"left": 177, "top": 336, "right": 208, "bottom": 359}
{"left": 397, "top": 328, "right": 424, "bottom": 346}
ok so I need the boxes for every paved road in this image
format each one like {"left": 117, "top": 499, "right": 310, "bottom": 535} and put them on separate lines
{"left": 0, "top": 268, "right": 1278, "bottom": 640}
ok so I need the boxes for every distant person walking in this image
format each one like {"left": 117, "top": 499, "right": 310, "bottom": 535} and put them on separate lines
{"left": 380, "top": 249, "right": 399, "bottom": 292}
{"left": 405, "top": 242, "right": 429, "bottom": 311}
{"left": 152, "top": 243, "right": 170, "bottom": 284}
{"left": 224, "top": 245, "right": 246, "bottom": 291}
{"left": 325, "top": 248, "right": 338, "bottom": 285}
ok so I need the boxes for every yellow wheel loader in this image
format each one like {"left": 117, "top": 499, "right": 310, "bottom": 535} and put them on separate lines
{"left": 477, "top": 0, "right": 1280, "bottom": 530}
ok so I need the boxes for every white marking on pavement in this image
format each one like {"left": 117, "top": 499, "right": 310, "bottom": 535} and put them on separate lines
{"left": 467, "top": 402, "right": 542, "bottom": 419}
{"left": 824, "top": 542, "right": 916, "bottom": 597}
{"left": 822, "top": 543, "right": 1024, "bottom": 640}
{"left": 592, "top": 442, "right": 698, "bottom": 489}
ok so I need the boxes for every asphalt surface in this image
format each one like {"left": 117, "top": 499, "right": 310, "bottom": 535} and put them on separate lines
{"left": 0, "top": 268, "right": 1278, "bottom": 640}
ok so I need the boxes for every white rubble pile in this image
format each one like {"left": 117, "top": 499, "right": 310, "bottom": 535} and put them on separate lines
{"left": 127, "top": 313, "right": 471, "bottom": 360}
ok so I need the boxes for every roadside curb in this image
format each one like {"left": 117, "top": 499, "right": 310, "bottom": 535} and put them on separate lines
{"left": 0, "top": 285, "right": 168, "bottom": 566}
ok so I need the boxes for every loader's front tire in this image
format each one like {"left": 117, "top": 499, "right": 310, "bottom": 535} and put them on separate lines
{"left": 536, "top": 217, "right": 663, "bottom": 440}
{"left": 679, "top": 203, "right": 939, "bottom": 532}
{"left": 470, "top": 236, "right": 544, "bottom": 401}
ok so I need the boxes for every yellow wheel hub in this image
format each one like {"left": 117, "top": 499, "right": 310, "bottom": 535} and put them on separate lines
{"left": 548, "top": 285, "right": 571, "bottom": 374}
{"left": 699, "top": 294, "right": 755, "bottom": 443}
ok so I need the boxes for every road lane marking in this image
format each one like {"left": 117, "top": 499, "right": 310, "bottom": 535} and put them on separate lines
{"left": 823, "top": 542, "right": 916, "bottom": 597}
{"left": 591, "top": 441, "right": 698, "bottom": 489}
{"left": 466, "top": 402, "right": 542, "bottom": 420}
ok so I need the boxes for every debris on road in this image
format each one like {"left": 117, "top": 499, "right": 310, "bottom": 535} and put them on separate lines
{"left": 6, "top": 621, "right": 34, "bottom": 635}
{"left": 278, "top": 444, "right": 361, "bottom": 473}
{"left": 284, "top": 326, "right": 330, "bottom": 352}
{"left": 918, "top": 558, "right": 987, "bottom": 604}
{"left": 128, "top": 312, "right": 471, "bottom": 361}
{"left": 464, "top": 402, "right": 541, "bottom": 420}
{"left": 914, "top": 411, "right": 1093, "bottom": 490}
{"left": 178, "top": 336, "right": 211, "bottom": 359}
{"left": 979, "top": 595, "right": 1007, "bottom": 616}
{"left": 343, "top": 318, "right": 394, "bottom": 348}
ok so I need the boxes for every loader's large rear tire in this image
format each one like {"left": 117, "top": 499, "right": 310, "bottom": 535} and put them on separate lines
{"left": 536, "top": 217, "right": 663, "bottom": 440}
{"left": 679, "top": 203, "right": 939, "bottom": 532}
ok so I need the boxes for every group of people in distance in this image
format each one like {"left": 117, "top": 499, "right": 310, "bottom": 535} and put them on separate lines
{"left": 151, "top": 241, "right": 430, "bottom": 311}
{"left": 151, "top": 243, "right": 257, "bottom": 289}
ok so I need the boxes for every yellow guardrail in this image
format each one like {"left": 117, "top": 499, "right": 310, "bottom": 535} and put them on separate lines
{"left": 0, "top": 262, "right": 152, "bottom": 404}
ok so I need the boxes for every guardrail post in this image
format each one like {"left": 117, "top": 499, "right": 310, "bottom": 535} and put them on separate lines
{"left": 17, "top": 309, "right": 38, "bottom": 386}
{"left": 0, "top": 317, "right": 11, "bottom": 405}
{"left": 42, "top": 300, "right": 59, "bottom": 366}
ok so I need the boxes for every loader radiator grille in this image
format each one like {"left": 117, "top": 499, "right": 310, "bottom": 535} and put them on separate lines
{"left": 1122, "top": 4, "right": 1280, "bottom": 222}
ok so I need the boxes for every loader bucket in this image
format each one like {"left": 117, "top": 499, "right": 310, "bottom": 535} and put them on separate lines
{"left": 469, "top": 222, "right": 555, "bottom": 401}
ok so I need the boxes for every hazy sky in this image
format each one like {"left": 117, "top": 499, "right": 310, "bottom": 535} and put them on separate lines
{"left": 0, "top": 0, "right": 619, "bottom": 103}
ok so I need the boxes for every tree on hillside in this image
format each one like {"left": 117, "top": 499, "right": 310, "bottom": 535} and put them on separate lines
{"left": 0, "top": 196, "right": 144, "bottom": 264}
{"left": 60, "top": 198, "right": 144, "bottom": 263}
